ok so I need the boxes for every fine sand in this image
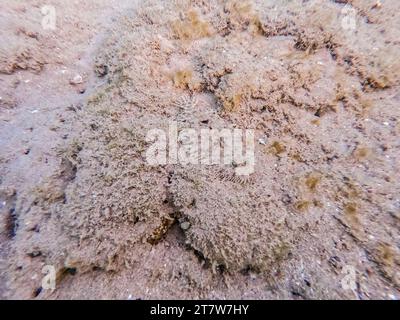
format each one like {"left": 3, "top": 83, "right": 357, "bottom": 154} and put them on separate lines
{"left": 0, "top": 0, "right": 399, "bottom": 299}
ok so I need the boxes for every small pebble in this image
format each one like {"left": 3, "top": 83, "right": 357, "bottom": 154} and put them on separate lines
{"left": 28, "top": 251, "right": 42, "bottom": 258}
{"left": 70, "top": 74, "right": 83, "bottom": 85}
{"left": 258, "top": 138, "right": 267, "bottom": 145}
{"left": 372, "top": 1, "right": 382, "bottom": 9}
{"left": 181, "top": 222, "right": 191, "bottom": 231}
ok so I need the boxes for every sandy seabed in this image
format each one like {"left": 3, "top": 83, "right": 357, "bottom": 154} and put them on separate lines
{"left": 0, "top": 0, "right": 399, "bottom": 299}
